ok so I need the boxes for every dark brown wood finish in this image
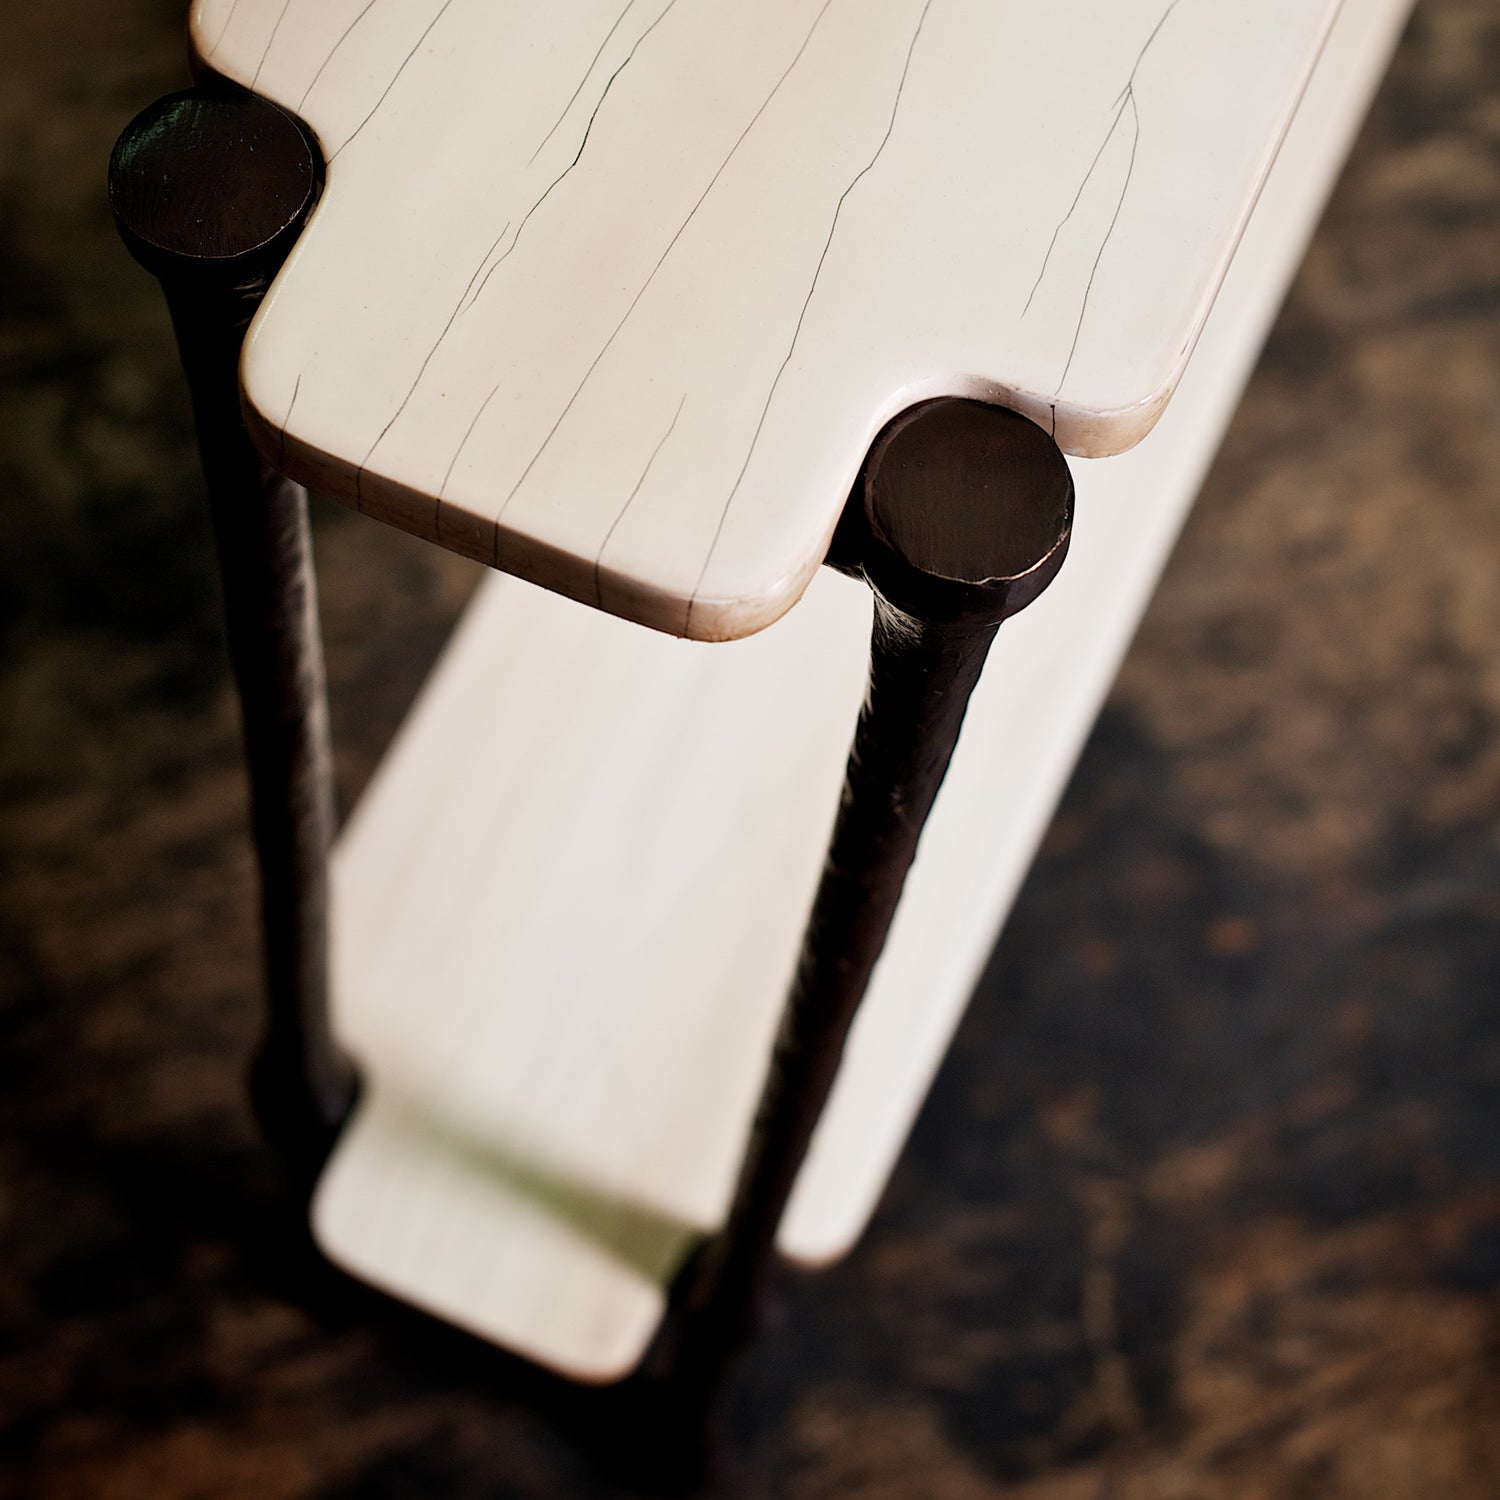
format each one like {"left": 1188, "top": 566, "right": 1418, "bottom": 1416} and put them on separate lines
{"left": 644, "top": 399, "right": 1075, "bottom": 1452}
{"left": 109, "top": 89, "right": 354, "bottom": 1185}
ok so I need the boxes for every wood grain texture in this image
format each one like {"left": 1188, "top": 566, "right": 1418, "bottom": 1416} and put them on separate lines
{"left": 190, "top": 0, "right": 1340, "bottom": 638}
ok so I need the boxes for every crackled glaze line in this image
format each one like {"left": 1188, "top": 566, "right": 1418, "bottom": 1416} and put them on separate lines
{"left": 530, "top": 0, "right": 637, "bottom": 165}
{"left": 594, "top": 394, "right": 687, "bottom": 606}
{"left": 297, "top": 0, "right": 381, "bottom": 113}
{"left": 251, "top": 0, "right": 294, "bottom": 86}
{"left": 488, "top": 0, "right": 846, "bottom": 546}
{"left": 353, "top": 0, "right": 694, "bottom": 516}
{"left": 356, "top": 217, "right": 511, "bottom": 511}
{"left": 461, "top": 0, "right": 685, "bottom": 319}
{"left": 1024, "top": 0, "right": 1184, "bottom": 396}
{"left": 437, "top": 383, "right": 498, "bottom": 537}
{"left": 329, "top": 0, "right": 460, "bottom": 162}
{"left": 684, "top": 0, "right": 935, "bottom": 634}
{"left": 206, "top": 0, "right": 245, "bottom": 57}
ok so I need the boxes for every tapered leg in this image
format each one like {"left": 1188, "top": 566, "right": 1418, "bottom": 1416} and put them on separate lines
{"left": 646, "top": 398, "right": 1075, "bottom": 1442}
{"left": 110, "top": 89, "right": 354, "bottom": 1184}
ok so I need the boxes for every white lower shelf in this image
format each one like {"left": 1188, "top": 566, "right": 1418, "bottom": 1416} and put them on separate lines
{"left": 311, "top": 0, "right": 1413, "bottom": 1383}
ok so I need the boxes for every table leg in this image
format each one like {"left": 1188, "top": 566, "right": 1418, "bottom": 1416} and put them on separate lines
{"left": 109, "top": 89, "right": 354, "bottom": 1185}
{"left": 646, "top": 397, "right": 1075, "bottom": 1441}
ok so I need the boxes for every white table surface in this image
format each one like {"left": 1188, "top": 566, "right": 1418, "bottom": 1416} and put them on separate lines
{"left": 194, "top": 0, "right": 1341, "bottom": 638}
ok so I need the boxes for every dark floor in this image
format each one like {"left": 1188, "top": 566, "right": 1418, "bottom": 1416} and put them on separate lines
{"left": 3, "top": 3, "right": 1499, "bottom": 1497}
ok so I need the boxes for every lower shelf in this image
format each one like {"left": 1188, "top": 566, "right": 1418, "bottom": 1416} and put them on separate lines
{"left": 311, "top": 0, "right": 1411, "bottom": 1383}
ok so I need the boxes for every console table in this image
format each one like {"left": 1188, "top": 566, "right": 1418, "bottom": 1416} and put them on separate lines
{"left": 111, "top": 0, "right": 1414, "bottom": 1404}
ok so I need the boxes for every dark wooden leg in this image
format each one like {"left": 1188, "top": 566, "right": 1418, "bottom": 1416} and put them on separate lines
{"left": 109, "top": 90, "right": 355, "bottom": 1185}
{"left": 643, "top": 398, "right": 1074, "bottom": 1449}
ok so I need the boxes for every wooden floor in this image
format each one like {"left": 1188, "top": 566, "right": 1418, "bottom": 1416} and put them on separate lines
{"left": 3, "top": 1, "right": 1498, "bottom": 1495}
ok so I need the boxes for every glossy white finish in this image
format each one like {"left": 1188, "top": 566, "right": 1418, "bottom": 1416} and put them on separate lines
{"left": 195, "top": 0, "right": 1340, "bottom": 638}
{"left": 309, "top": 0, "right": 1414, "bottom": 1381}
